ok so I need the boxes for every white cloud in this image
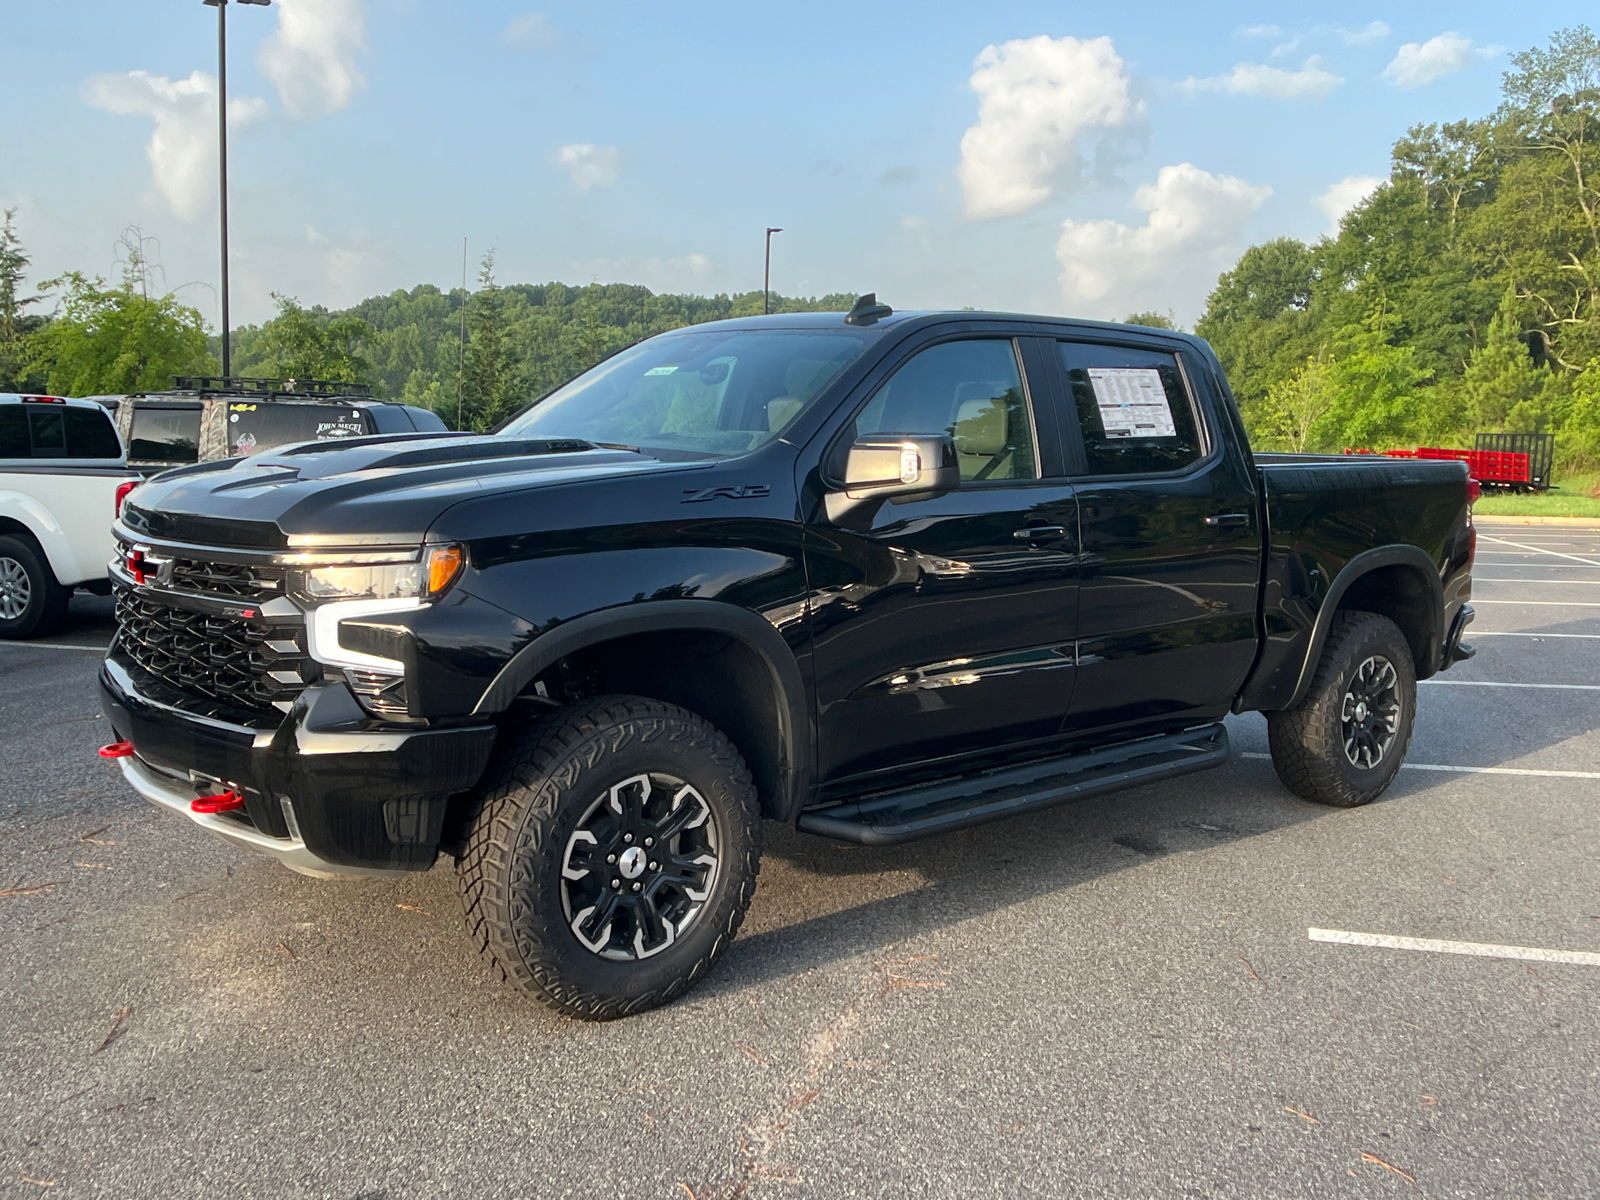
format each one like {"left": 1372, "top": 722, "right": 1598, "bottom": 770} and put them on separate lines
{"left": 1056, "top": 163, "right": 1271, "bottom": 322}
{"left": 1315, "top": 174, "right": 1382, "bottom": 235}
{"left": 1237, "top": 25, "right": 1281, "bottom": 39}
{"left": 957, "top": 34, "right": 1138, "bottom": 220}
{"left": 257, "top": 0, "right": 366, "bottom": 119}
{"left": 81, "top": 70, "right": 268, "bottom": 221}
{"left": 555, "top": 143, "right": 620, "bottom": 190}
{"left": 1338, "top": 21, "right": 1391, "bottom": 46}
{"left": 503, "top": 12, "right": 556, "bottom": 50}
{"left": 1186, "top": 57, "right": 1343, "bottom": 100}
{"left": 1383, "top": 33, "right": 1481, "bottom": 89}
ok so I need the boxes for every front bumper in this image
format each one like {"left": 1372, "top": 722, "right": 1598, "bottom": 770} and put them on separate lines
{"left": 99, "top": 653, "right": 497, "bottom": 877}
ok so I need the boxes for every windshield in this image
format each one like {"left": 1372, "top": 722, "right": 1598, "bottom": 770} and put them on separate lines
{"left": 498, "top": 328, "right": 873, "bottom": 458}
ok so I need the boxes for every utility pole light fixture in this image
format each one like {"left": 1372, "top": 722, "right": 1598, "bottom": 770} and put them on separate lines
{"left": 203, "top": 0, "right": 272, "bottom": 380}
{"left": 763, "top": 227, "right": 783, "bottom": 315}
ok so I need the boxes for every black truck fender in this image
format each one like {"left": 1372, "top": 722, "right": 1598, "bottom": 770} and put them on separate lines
{"left": 472, "top": 599, "right": 815, "bottom": 823}
{"left": 1277, "top": 544, "right": 1445, "bottom": 712}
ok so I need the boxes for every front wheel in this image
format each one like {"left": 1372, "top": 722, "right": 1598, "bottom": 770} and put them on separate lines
{"left": 0, "top": 534, "right": 69, "bottom": 640}
{"left": 456, "top": 696, "right": 761, "bottom": 1020}
{"left": 1267, "top": 611, "right": 1417, "bottom": 807}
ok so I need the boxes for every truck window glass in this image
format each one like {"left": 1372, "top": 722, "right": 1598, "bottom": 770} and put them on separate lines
{"left": 1058, "top": 341, "right": 1204, "bottom": 476}
{"left": 854, "top": 339, "right": 1037, "bottom": 482}
{"left": 0, "top": 406, "right": 29, "bottom": 457}
{"left": 27, "top": 407, "right": 67, "bottom": 457}
{"left": 129, "top": 406, "right": 202, "bottom": 464}
{"left": 225, "top": 403, "right": 370, "bottom": 457}
{"left": 499, "top": 330, "right": 872, "bottom": 459}
{"left": 64, "top": 406, "right": 122, "bottom": 459}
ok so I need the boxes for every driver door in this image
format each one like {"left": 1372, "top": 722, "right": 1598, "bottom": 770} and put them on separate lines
{"left": 805, "top": 334, "right": 1080, "bottom": 789}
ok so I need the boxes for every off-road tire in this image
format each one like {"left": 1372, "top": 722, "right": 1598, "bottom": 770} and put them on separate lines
{"left": 1267, "top": 611, "right": 1417, "bottom": 807}
{"left": 0, "top": 534, "right": 69, "bottom": 641}
{"left": 456, "top": 695, "right": 761, "bottom": 1020}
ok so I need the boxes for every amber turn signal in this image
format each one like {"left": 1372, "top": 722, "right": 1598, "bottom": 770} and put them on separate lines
{"left": 426, "top": 544, "right": 463, "bottom": 595}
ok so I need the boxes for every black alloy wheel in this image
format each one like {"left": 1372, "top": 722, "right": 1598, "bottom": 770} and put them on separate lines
{"left": 560, "top": 771, "right": 721, "bottom": 961}
{"left": 457, "top": 695, "right": 761, "bottom": 1020}
{"left": 1340, "top": 654, "right": 1402, "bottom": 770}
{"left": 1268, "top": 610, "right": 1417, "bottom": 807}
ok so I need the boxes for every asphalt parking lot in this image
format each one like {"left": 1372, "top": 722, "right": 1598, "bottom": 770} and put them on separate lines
{"left": 2, "top": 519, "right": 1597, "bottom": 1199}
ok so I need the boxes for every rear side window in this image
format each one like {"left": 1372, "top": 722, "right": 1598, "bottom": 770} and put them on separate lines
{"left": 130, "top": 406, "right": 202, "bottom": 464}
{"left": 0, "top": 406, "right": 27, "bottom": 457}
{"left": 64, "top": 406, "right": 122, "bottom": 458}
{"left": 1058, "top": 341, "right": 1205, "bottom": 476}
{"left": 27, "top": 407, "right": 67, "bottom": 457}
{"left": 226, "top": 403, "right": 370, "bottom": 456}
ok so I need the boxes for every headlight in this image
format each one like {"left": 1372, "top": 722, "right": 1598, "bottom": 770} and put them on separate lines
{"left": 294, "top": 545, "right": 463, "bottom": 603}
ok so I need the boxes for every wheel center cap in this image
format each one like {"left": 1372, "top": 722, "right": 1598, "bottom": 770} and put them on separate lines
{"left": 1354, "top": 701, "right": 1368, "bottom": 722}
{"left": 618, "top": 845, "right": 647, "bottom": 880}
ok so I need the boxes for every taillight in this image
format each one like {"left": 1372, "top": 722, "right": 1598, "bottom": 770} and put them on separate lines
{"left": 1466, "top": 477, "right": 1482, "bottom": 508}
{"left": 115, "top": 480, "right": 138, "bottom": 518}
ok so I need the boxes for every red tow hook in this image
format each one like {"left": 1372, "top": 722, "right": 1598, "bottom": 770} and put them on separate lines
{"left": 191, "top": 790, "right": 246, "bottom": 815}
{"left": 98, "top": 741, "right": 134, "bottom": 759}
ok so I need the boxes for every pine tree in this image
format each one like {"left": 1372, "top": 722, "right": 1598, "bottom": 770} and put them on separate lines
{"left": 1457, "top": 289, "right": 1555, "bottom": 430}
{"left": 463, "top": 252, "right": 519, "bottom": 430}
{"left": 0, "top": 209, "right": 44, "bottom": 391}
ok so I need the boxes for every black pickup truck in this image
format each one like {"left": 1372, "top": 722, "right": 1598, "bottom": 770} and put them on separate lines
{"left": 98, "top": 299, "right": 1476, "bottom": 1019}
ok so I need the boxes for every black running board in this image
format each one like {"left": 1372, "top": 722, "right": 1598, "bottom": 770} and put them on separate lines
{"left": 797, "top": 723, "right": 1230, "bottom": 846}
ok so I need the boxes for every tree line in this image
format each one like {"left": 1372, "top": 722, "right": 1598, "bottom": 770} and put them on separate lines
{"left": 1197, "top": 26, "right": 1600, "bottom": 466}
{"left": 4, "top": 27, "right": 1595, "bottom": 459}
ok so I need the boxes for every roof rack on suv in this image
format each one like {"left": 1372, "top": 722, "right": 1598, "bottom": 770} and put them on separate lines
{"left": 170, "top": 376, "right": 373, "bottom": 400}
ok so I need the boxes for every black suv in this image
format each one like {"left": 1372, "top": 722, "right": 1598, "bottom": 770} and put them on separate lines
{"left": 98, "top": 300, "right": 1475, "bottom": 1019}
{"left": 94, "top": 376, "right": 446, "bottom": 474}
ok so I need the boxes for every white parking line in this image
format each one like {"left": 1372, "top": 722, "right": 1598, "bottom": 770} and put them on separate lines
{"left": 1419, "top": 679, "right": 1600, "bottom": 690}
{"left": 0, "top": 642, "right": 109, "bottom": 652}
{"left": 1472, "top": 599, "right": 1600, "bottom": 607}
{"left": 1475, "top": 578, "right": 1600, "bottom": 584}
{"left": 1470, "top": 631, "right": 1600, "bottom": 639}
{"left": 1308, "top": 928, "right": 1600, "bottom": 967}
{"left": 1478, "top": 535, "right": 1600, "bottom": 566}
{"left": 1239, "top": 752, "right": 1600, "bottom": 778}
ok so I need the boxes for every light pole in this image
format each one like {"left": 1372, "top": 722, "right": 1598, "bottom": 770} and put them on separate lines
{"left": 763, "top": 227, "right": 782, "bottom": 315}
{"left": 203, "top": 0, "right": 271, "bottom": 380}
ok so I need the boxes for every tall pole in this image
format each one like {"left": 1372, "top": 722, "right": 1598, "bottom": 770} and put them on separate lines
{"left": 217, "top": 0, "right": 230, "bottom": 378}
{"left": 763, "top": 227, "right": 782, "bottom": 315}
{"left": 456, "top": 237, "right": 467, "bottom": 432}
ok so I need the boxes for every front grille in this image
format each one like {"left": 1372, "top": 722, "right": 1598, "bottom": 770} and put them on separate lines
{"left": 115, "top": 588, "right": 313, "bottom": 714}
{"left": 167, "top": 557, "right": 285, "bottom": 601}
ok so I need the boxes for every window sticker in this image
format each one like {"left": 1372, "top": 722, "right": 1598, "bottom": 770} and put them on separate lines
{"left": 1087, "top": 368, "right": 1176, "bottom": 439}
{"left": 643, "top": 365, "right": 678, "bottom": 376}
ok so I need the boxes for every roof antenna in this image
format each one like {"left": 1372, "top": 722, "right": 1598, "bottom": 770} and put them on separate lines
{"left": 844, "top": 293, "right": 893, "bottom": 326}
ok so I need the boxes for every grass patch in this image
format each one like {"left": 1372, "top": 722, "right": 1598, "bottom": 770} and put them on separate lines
{"left": 1475, "top": 469, "right": 1600, "bottom": 517}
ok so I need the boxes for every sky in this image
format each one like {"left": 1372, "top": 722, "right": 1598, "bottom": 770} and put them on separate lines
{"left": 4, "top": 2, "right": 1593, "bottom": 330}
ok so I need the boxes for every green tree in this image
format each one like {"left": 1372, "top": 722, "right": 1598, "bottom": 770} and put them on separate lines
{"left": 1259, "top": 353, "right": 1335, "bottom": 451}
{"left": 463, "top": 252, "right": 520, "bottom": 430}
{"left": 0, "top": 209, "right": 47, "bottom": 391}
{"left": 1123, "top": 310, "right": 1177, "bottom": 330}
{"left": 1453, "top": 289, "right": 1558, "bottom": 429}
{"left": 28, "top": 270, "right": 213, "bottom": 396}
{"left": 246, "top": 294, "right": 374, "bottom": 384}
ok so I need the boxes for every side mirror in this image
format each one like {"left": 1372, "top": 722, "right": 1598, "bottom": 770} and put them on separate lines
{"left": 825, "top": 433, "right": 959, "bottom": 522}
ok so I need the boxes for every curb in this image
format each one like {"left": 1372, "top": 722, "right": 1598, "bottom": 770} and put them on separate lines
{"left": 1475, "top": 515, "right": 1600, "bottom": 527}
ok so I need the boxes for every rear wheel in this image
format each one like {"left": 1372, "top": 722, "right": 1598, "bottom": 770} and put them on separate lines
{"left": 456, "top": 696, "right": 761, "bottom": 1020}
{"left": 0, "top": 535, "right": 69, "bottom": 641}
{"left": 1267, "top": 611, "right": 1416, "bottom": 807}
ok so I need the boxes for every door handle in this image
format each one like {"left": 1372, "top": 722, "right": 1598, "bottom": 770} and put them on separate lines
{"left": 1204, "top": 513, "right": 1250, "bottom": 528}
{"left": 1013, "top": 525, "right": 1066, "bottom": 541}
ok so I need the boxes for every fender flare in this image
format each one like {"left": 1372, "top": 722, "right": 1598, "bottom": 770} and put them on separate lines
{"left": 473, "top": 599, "right": 814, "bottom": 822}
{"left": 1284, "top": 544, "right": 1445, "bottom": 711}
{"left": 0, "top": 491, "right": 79, "bottom": 585}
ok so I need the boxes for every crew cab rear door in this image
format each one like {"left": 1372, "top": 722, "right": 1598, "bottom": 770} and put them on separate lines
{"left": 805, "top": 329, "right": 1080, "bottom": 786}
{"left": 1045, "top": 334, "right": 1261, "bottom": 740}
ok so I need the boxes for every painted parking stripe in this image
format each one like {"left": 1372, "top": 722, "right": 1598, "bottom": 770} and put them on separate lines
{"left": 1308, "top": 928, "right": 1600, "bottom": 967}
{"left": 1238, "top": 752, "right": 1600, "bottom": 778}
{"left": 1471, "top": 599, "right": 1600, "bottom": 607}
{"left": 1478, "top": 535, "right": 1600, "bottom": 567}
{"left": 1475, "top": 578, "right": 1600, "bottom": 584}
{"left": 1420, "top": 679, "right": 1600, "bottom": 690}
{"left": 1470, "top": 631, "right": 1600, "bottom": 639}
{"left": 0, "top": 642, "right": 109, "bottom": 652}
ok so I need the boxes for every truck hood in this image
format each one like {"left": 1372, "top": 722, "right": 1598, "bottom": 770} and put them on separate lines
{"left": 120, "top": 433, "right": 697, "bottom": 550}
